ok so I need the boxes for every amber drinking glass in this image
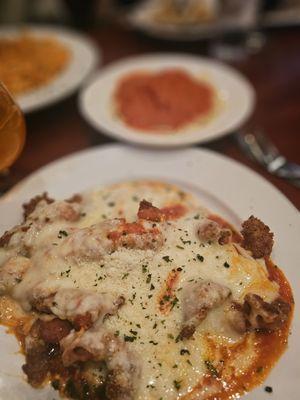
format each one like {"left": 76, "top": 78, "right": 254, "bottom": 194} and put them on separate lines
{"left": 0, "top": 82, "right": 26, "bottom": 175}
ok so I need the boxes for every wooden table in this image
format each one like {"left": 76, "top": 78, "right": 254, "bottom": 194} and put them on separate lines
{"left": 11, "top": 23, "right": 300, "bottom": 209}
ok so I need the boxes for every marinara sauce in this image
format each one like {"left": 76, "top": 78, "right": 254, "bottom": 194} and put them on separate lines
{"left": 115, "top": 69, "right": 215, "bottom": 131}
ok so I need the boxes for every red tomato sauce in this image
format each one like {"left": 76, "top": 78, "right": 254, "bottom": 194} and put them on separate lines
{"left": 158, "top": 269, "right": 181, "bottom": 315}
{"left": 208, "top": 214, "right": 243, "bottom": 243}
{"left": 115, "top": 69, "right": 215, "bottom": 131}
{"left": 161, "top": 204, "right": 186, "bottom": 220}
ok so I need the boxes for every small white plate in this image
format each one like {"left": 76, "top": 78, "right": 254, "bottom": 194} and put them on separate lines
{"left": 79, "top": 54, "right": 255, "bottom": 148}
{"left": 0, "top": 144, "right": 299, "bottom": 400}
{"left": 0, "top": 25, "right": 100, "bottom": 113}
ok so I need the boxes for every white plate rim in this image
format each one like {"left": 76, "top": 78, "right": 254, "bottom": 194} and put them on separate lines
{"left": 78, "top": 53, "right": 255, "bottom": 148}
{"left": 0, "top": 24, "right": 100, "bottom": 113}
{"left": 0, "top": 144, "right": 299, "bottom": 400}
{"left": 128, "top": 0, "right": 258, "bottom": 41}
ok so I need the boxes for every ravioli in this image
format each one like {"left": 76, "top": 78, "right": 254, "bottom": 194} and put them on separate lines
{"left": 0, "top": 180, "right": 293, "bottom": 400}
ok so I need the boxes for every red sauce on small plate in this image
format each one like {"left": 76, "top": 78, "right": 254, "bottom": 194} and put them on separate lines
{"left": 115, "top": 69, "right": 215, "bottom": 132}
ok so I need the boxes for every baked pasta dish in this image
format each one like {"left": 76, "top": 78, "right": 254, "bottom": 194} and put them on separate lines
{"left": 0, "top": 181, "right": 293, "bottom": 400}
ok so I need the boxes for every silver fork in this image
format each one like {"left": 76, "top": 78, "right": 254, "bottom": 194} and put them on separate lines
{"left": 237, "top": 128, "right": 300, "bottom": 187}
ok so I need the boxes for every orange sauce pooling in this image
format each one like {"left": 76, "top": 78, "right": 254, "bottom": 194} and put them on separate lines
{"left": 115, "top": 69, "right": 215, "bottom": 132}
{"left": 183, "top": 258, "right": 294, "bottom": 400}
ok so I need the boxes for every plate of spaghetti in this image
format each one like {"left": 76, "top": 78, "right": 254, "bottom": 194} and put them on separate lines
{"left": 0, "top": 25, "right": 99, "bottom": 113}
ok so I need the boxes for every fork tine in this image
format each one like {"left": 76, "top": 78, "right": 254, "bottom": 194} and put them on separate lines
{"left": 254, "top": 130, "right": 281, "bottom": 161}
{"left": 242, "top": 133, "right": 266, "bottom": 163}
{"left": 239, "top": 130, "right": 274, "bottom": 166}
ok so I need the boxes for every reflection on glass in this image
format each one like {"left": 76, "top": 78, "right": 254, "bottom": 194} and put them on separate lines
{"left": 0, "top": 82, "right": 26, "bottom": 172}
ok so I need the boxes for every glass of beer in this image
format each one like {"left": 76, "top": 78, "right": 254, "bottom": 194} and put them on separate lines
{"left": 0, "top": 82, "right": 26, "bottom": 180}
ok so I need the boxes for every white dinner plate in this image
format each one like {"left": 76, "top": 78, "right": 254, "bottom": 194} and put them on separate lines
{"left": 0, "top": 25, "right": 100, "bottom": 113}
{"left": 0, "top": 144, "right": 299, "bottom": 400}
{"left": 128, "top": 0, "right": 259, "bottom": 41}
{"left": 79, "top": 54, "right": 255, "bottom": 148}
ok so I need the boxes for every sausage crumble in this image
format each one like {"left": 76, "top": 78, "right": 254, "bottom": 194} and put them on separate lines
{"left": 241, "top": 216, "right": 274, "bottom": 258}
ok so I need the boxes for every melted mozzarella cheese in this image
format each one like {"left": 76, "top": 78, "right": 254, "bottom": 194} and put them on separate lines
{"left": 0, "top": 181, "right": 280, "bottom": 400}
{"left": 80, "top": 180, "right": 200, "bottom": 226}
{"left": 11, "top": 217, "right": 278, "bottom": 398}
